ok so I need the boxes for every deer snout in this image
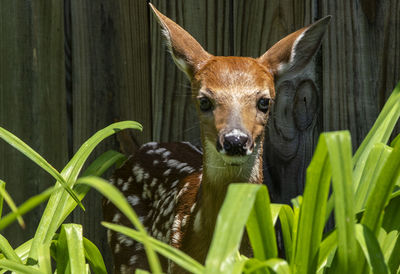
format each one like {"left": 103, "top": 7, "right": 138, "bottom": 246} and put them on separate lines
{"left": 217, "top": 129, "right": 253, "bottom": 156}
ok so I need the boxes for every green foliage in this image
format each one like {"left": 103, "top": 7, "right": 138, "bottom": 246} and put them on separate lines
{"left": 0, "top": 121, "right": 141, "bottom": 273}
{"left": 90, "top": 82, "right": 400, "bottom": 274}
{"left": 0, "top": 82, "right": 399, "bottom": 274}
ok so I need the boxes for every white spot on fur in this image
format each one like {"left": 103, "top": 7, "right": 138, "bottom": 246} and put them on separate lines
{"left": 155, "top": 148, "right": 167, "bottom": 154}
{"left": 122, "top": 182, "right": 129, "bottom": 191}
{"left": 129, "top": 255, "right": 138, "bottom": 265}
{"left": 114, "top": 243, "right": 121, "bottom": 253}
{"left": 190, "top": 203, "right": 197, "bottom": 213}
{"left": 127, "top": 195, "right": 140, "bottom": 206}
{"left": 117, "top": 178, "right": 124, "bottom": 186}
{"left": 112, "top": 213, "right": 121, "bottom": 223}
{"left": 153, "top": 159, "right": 159, "bottom": 165}
{"left": 150, "top": 178, "right": 158, "bottom": 187}
{"left": 118, "top": 233, "right": 133, "bottom": 247}
{"left": 182, "top": 215, "right": 189, "bottom": 227}
{"left": 163, "top": 169, "right": 172, "bottom": 176}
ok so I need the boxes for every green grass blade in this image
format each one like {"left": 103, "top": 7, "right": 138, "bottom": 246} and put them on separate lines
{"left": 83, "top": 237, "right": 107, "bottom": 274}
{"left": 290, "top": 196, "right": 302, "bottom": 264}
{"left": 355, "top": 224, "right": 389, "bottom": 274}
{"left": 244, "top": 258, "right": 290, "bottom": 274}
{"left": 0, "top": 234, "right": 22, "bottom": 263}
{"left": 354, "top": 143, "right": 392, "bottom": 211}
{"left": 317, "top": 231, "right": 337, "bottom": 272}
{"left": 102, "top": 222, "right": 204, "bottom": 274}
{"left": 135, "top": 270, "right": 150, "bottom": 274}
{"left": 292, "top": 133, "right": 332, "bottom": 274}
{"left": 246, "top": 185, "right": 277, "bottom": 260}
{"left": 0, "top": 180, "right": 24, "bottom": 228}
{"left": 379, "top": 196, "right": 400, "bottom": 273}
{"left": 77, "top": 176, "right": 161, "bottom": 274}
{"left": 325, "top": 131, "right": 357, "bottom": 273}
{"left": 361, "top": 142, "right": 400, "bottom": 235}
{"left": 62, "top": 224, "right": 87, "bottom": 274}
{"left": 277, "top": 205, "right": 294, "bottom": 262}
{"left": 387, "top": 237, "right": 400, "bottom": 274}
{"left": 8, "top": 239, "right": 32, "bottom": 264}
{"left": 0, "top": 181, "right": 4, "bottom": 219}
{"left": 353, "top": 81, "right": 400, "bottom": 190}
{"left": 0, "top": 259, "right": 42, "bottom": 274}
{"left": 270, "top": 204, "right": 282, "bottom": 225}
{"left": 205, "top": 184, "right": 261, "bottom": 274}
{"left": 265, "top": 258, "right": 290, "bottom": 274}
{"left": 0, "top": 127, "right": 83, "bottom": 210}
{"left": 37, "top": 244, "right": 51, "bottom": 273}
{"left": 82, "top": 150, "right": 126, "bottom": 177}
{"left": 29, "top": 121, "right": 141, "bottom": 262}
{"left": 58, "top": 150, "right": 126, "bottom": 227}
{"left": 0, "top": 186, "right": 57, "bottom": 230}
{"left": 56, "top": 226, "right": 70, "bottom": 274}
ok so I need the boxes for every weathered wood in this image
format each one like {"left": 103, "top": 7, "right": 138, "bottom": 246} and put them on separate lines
{"left": 0, "top": 0, "right": 68, "bottom": 246}
{"left": 233, "top": 0, "right": 320, "bottom": 203}
{"left": 150, "top": 0, "right": 232, "bottom": 146}
{"left": 320, "top": 0, "right": 400, "bottom": 148}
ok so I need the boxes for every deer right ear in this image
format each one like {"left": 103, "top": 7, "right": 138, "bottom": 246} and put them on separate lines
{"left": 258, "top": 16, "right": 331, "bottom": 77}
{"left": 150, "top": 3, "right": 211, "bottom": 79}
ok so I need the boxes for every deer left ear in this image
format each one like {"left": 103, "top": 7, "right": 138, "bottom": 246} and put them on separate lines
{"left": 258, "top": 16, "right": 331, "bottom": 77}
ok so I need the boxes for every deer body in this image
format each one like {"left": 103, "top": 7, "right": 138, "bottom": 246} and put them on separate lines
{"left": 103, "top": 4, "right": 330, "bottom": 273}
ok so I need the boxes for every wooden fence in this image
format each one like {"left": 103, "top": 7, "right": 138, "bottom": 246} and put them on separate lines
{"left": 0, "top": 0, "right": 399, "bottom": 270}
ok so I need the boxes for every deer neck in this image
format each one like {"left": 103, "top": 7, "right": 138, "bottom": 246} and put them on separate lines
{"left": 193, "top": 137, "right": 264, "bottom": 235}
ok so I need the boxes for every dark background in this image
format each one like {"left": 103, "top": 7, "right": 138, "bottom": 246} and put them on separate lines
{"left": 1, "top": 0, "right": 399, "bottom": 270}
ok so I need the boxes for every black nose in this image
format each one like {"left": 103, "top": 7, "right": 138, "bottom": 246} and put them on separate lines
{"left": 223, "top": 134, "right": 249, "bottom": 156}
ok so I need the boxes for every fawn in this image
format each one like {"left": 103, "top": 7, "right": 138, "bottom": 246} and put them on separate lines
{"left": 103, "top": 3, "right": 331, "bottom": 273}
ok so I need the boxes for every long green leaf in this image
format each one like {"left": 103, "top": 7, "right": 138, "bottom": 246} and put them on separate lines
{"left": 102, "top": 222, "right": 204, "bottom": 274}
{"left": 0, "top": 180, "right": 24, "bottom": 228}
{"left": 354, "top": 143, "right": 392, "bottom": 211}
{"left": 58, "top": 150, "right": 126, "bottom": 228}
{"left": 37, "top": 244, "right": 52, "bottom": 274}
{"left": 0, "top": 127, "right": 83, "bottom": 210}
{"left": 277, "top": 205, "right": 294, "bottom": 262}
{"left": 317, "top": 231, "right": 337, "bottom": 272}
{"left": 361, "top": 141, "right": 400, "bottom": 234}
{"left": 205, "top": 184, "right": 261, "bottom": 274}
{"left": 0, "top": 186, "right": 57, "bottom": 230}
{"left": 77, "top": 176, "right": 161, "bottom": 274}
{"left": 29, "top": 121, "right": 141, "bottom": 262}
{"left": 246, "top": 185, "right": 277, "bottom": 260}
{"left": 355, "top": 224, "right": 389, "bottom": 274}
{"left": 325, "top": 131, "right": 357, "bottom": 273}
{"left": 63, "top": 224, "right": 87, "bottom": 274}
{"left": 0, "top": 234, "right": 22, "bottom": 263}
{"left": 0, "top": 259, "right": 42, "bottom": 274}
{"left": 83, "top": 237, "right": 107, "bottom": 274}
{"left": 0, "top": 181, "right": 4, "bottom": 219}
{"left": 353, "top": 81, "right": 400, "bottom": 190}
{"left": 292, "top": 133, "right": 332, "bottom": 274}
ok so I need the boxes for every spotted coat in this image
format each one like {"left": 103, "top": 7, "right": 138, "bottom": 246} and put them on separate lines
{"left": 103, "top": 142, "right": 203, "bottom": 273}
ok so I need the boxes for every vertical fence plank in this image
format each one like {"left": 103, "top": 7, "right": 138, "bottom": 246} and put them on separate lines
{"left": 70, "top": 0, "right": 152, "bottom": 270}
{"left": 150, "top": 0, "right": 232, "bottom": 145}
{"left": 0, "top": 0, "right": 68, "bottom": 246}
{"left": 233, "top": 0, "right": 320, "bottom": 203}
{"left": 320, "top": 0, "right": 400, "bottom": 147}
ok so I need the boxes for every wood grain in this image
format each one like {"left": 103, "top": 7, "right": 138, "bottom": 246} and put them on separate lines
{"left": 320, "top": 0, "right": 400, "bottom": 148}
{"left": 0, "top": 0, "right": 68, "bottom": 246}
{"left": 233, "top": 0, "right": 320, "bottom": 203}
{"left": 150, "top": 0, "right": 232, "bottom": 146}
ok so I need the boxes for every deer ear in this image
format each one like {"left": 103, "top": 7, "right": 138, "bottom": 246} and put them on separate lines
{"left": 258, "top": 16, "right": 331, "bottom": 77}
{"left": 150, "top": 3, "right": 211, "bottom": 79}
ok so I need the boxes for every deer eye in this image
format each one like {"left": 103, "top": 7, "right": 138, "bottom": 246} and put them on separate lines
{"left": 257, "top": 98, "right": 270, "bottom": 113}
{"left": 199, "top": 97, "right": 213, "bottom": 112}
